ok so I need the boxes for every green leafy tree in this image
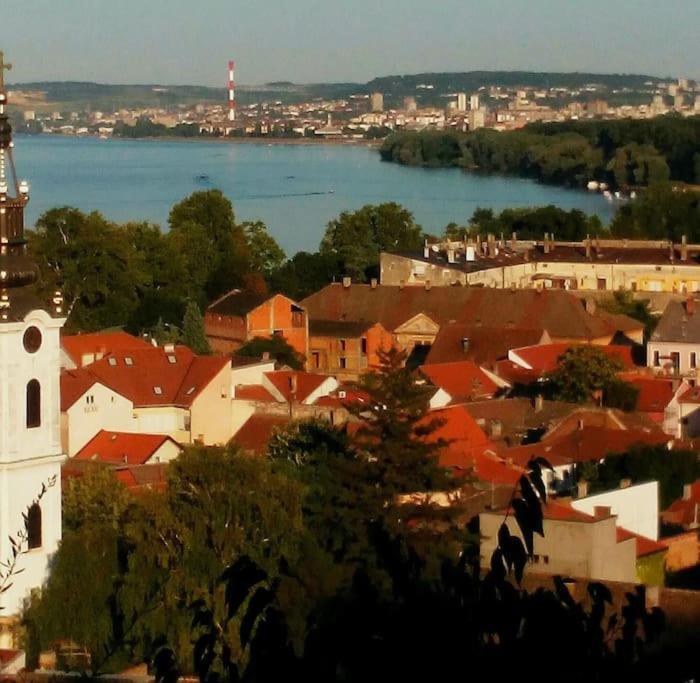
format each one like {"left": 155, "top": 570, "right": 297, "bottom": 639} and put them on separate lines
{"left": 181, "top": 301, "right": 211, "bottom": 355}
{"left": 545, "top": 345, "right": 626, "bottom": 404}
{"left": 237, "top": 335, "right": 305, "bottom": 369}
{"left": 599, "top": 291, "right": 658, "bottom": 337}
{"left": 320, "top": 203, "right": 423, "bottom": 281}
{"left": 242, "top": 221, "right": 286, "bottom": 275}
{"left": 167, "top": 190, "right": 251, "bottom": 303}
{"left": 267, "top": 251, "right": 342, "bottom": 300}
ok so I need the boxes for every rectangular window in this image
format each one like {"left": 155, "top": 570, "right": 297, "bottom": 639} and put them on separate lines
{"left": 340, "top": 339, "right": 347, "bottom": 352}
{"left": 692, "top": 353, "right": 697, "bottom": 369}
{"left": 312, "top": 352, "right": 320, "bottom": 369}
{"left": 124, "top": 356, "right": 134, "bottom": 366}
{"left": 671, "top": 352, "right": 680, "bottom": 374}
{"left": 361, "top": 337, "right": 368, "bottom": 355}
{"left": 291, "top": 309, "right": 304, "bottom": 327}
{"left": 339, "top": 357, "right": 347, "bottom": 369}
{"left": 653, "top": 351, "right": 660, "bottom": 367}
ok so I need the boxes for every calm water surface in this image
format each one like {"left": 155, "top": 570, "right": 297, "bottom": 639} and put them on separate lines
{"left": 17, "top": 135, "right": 615, "bottom": 254}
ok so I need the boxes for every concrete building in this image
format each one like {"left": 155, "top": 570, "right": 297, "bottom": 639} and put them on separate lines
{"left": 648, "top": 298, "right": 700, "bottom": 377}
{"left": 470, "top": 93, "right": 480, "bottom": 111}
{"left": 381, "top": 236, "right": 700, "bottom": 294}
{"left": 468, "top": 108, "right": 486, "bottom": 130}
{"left": 403, "top": 96, "right": 417, "bottom": 112}
{"left": 456, "top": 92, "right": 467, "bottom": 112}
{"left": 370, "top": 92, "right": 384, "bottom": 112}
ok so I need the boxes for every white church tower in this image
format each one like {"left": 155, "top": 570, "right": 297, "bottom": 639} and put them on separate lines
{"left": 0, "top": 52, "right": 65, "bottom": 645}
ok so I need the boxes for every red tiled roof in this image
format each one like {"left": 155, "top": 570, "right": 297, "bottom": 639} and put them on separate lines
{"left": 233, "top": 415, "right": 290, "bottom": 455}
{"left": 234, "top": 384, "right": 277, "bottom": 401}
{"left": 618, "top": 374, "right": 676, "bottom": 414}
{"left": 61, "top": 331, "right": 151, "bottom": 366}
{"left": 264, "top": 370, "right": 329, "bottom": 403}
{"left": 678, "top": 385, "right": 700, "bottom": 405}
{"left": 114, "top": 463, "right": 169, "bottom": 492}
{"left": 419, "top": 361, "right": 499, "bottom": 403}
{"left": 499, "top": 425, "right": 670, "bottom": 468}
{"left": 510, "top": 343, "right": 636, "bottom": 375}
{"left": 69, "top": 346, "right": 229, "bottom": 408}
{"left": 74, "top": 430, "right": 179, "bottom": 465}
{"left": 60, "top": 368, "right": 98, "bottom": 411}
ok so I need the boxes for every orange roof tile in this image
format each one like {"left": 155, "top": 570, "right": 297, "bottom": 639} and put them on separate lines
{"left": 74, "top": 430, "right": 180, "bottom": 465}
{"left": 233, "top": 415, "right": 290, "bottom": 455}
{"left": 615, "top": 527, "right": 667, "bottom": 558}
{"left": 420, "top": 361, "right": 499, "bottom": 403}
{"left": 264, "top": 370, "right": 329, "bottom": 403}
{"left": 68, "top": 346, "right": 229, "bottom": 408}
{"left": 61, "top": 331, "right": 151, "bottom": 366}
{"left": 234, "top": 384, "right": 278, "bottom": 401}
{"left": 510, "top": 343, "right": 636, "bottom": 375}
{"left": 60, "top": 368, "right": 98, "bottom": 411}
{"left": 618, "top": 374, "right": 676, "bottom": 414}
{"left": 664, "top": 480, "right": 700, "bottom": 526}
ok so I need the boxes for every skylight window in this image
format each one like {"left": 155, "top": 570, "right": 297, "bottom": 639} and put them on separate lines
{"left": 186, "top": 386, "right": 196, "bottom": 395}
{"left": 153, "top": 386, "right": 163, "bottom": 395}
{"left": 167, "top": 355, "right": 177, "bottom": 364}
{"left": 124, "top": 356, "right": 134, "bottom": 366}
{"left": 108, "top": 357, "right": 117, "bottom": 366}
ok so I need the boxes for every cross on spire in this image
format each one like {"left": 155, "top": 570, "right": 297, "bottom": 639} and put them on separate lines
{"left": 0, "top": 51, "right": 12, "bottom": 91}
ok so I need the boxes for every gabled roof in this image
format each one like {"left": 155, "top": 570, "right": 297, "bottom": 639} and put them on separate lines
{"left": 69, "top": 346, "right": 229, "bottom": 408}
{"left": 302, "top": 284, "right": 642, "bottom": 341}
{"left": 615, "top": 528, "right": 668, "bottom": 558}
{"left": 651, "top": 299, "right": 700, "bottom": 344}
{"left": 663, "top": 480, "right": 700, "bottom": 526}
{"left": 264, "top": 370, "right": 331, "bottom": 403}
{"left": 114, "top": 463, "right": 169, "bottom": 492}
{"left": 509, "top": 343, "right": 636, "bottom": 375}
{"left": 678, "top": 385, "right": 700, "bottom": 405}
{"left": 233, "top": 415, "right": 290, "bottom": 455}
{"left": 419, "top": 361, "right": 499, "bottom": 403}
{"left": 61, "top": 331, "right": 151, "bottom": 366}
{"left": 74, "top": 430, "right": 180, "bottom": 465}
{"left": 207, "top": 289, "right": 302, "bottom": 318}
{"left": 60, "top": 368, "right": 100, "bottom": 411}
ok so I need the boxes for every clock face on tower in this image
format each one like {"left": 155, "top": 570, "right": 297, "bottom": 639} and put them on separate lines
{"left": 23, "top": 326, "right": 42, "bottom": 354}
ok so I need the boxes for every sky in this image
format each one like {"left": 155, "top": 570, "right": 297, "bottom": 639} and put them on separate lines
{"left": 2, "top": 0, "right": 699, "bottom": 86}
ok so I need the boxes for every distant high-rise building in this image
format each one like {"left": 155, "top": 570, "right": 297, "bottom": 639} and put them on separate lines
{"left": 587, "top": 100, "right": 609, "bottom": 117}
{"left": 22, "top": 110, "right": 35, "bottom": 121}
{"left": 668, "top": 83, "right": 679, "bottom": 97}
{"left": 694, "top": 95, "right": 700, "bottom": 113}
{"left": 470, "top": 93, "right": 480, "bottom": 111}
{"left": 650, "top": 94, "right": 667, "bottom": 116}
{"left": 673, "top": 94, "right": 685, "bottom": 110}
{"left": 456, "top": 92, "right": 467, "bottom": 111}
{"left": 678, "top": 78, "right": 689, "bottom": 91}
{"left": 468, "top": 108, "right": 486, "bottom": 130}
{"left": 370, "top": 92, "right": 384, "bottom": 112}
{"left": 403, "top": 96, "right": 417, "bottom": 112}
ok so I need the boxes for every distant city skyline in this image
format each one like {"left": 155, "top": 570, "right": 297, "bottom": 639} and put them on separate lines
{"left": 3, "top": 0, "right": 699, "bottom": 86}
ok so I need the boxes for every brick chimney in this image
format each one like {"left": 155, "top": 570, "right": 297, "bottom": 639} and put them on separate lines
{"left": 593, "top": 505, "right": 611, "bottom": 520}
{"left": 585, "top": 298, "right": 597, "bottom": 315}
{"left": 462, "top": 337, "right": 470, "bottom": 354}
{"left": 543, "top": 233, "right": 550, "bottom": 255}
{"left": 585, "top": 235, "right": 592, "bottom": 260}
{"left": 683, "top": 483, "right": 693, "bottom": 501}
{"left": 342, "top": 276, "right": 351, "bottom": 288}
{"left": 370, "top": 278, "right": 378, "bottom": 289}
{"left": 511, "top": 232, "right": 517, "bottom": 249}
{"left": 577, "top": 480, "right": 588, "bottom": 498}
{"left": 620, "top": 478, "right": 632, "bottom": 489}
{"left": 425, "top": 280, "right": 432, "bottom": 292}
{"left": 534, "top": 394, "right": 544, "bottom": 412}
{"left": 681, "top": 234, "right": 689, "bottom": 262}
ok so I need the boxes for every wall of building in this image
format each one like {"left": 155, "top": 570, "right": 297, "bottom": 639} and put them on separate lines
{"left": 204, "top": 313, "right": 247, "bottom": 354}
{"left": 572, "top": 482, "right": 659, "bottom": 541}
{"left": 133, "top": 406, "right": 189, "bottom": 441}
{"left": 247, "top": 295, "right": 308, "bottom": 357}
{"left": 230, "top": 360, "right": 276, "bottom": 389}
{"left": 480, "top": 512, "right": 638, "bottom": 583}
{"left": 147, "top": 440, "right": 183, "bottom": 464}
{"left": 647, "top": 340, "right": 700, "bottom": 377}
{"left": 63, "top": 383, "right": 135, "bottom": 456}
{"left": 189, "top": 364, "right": 235, "bottom": 445}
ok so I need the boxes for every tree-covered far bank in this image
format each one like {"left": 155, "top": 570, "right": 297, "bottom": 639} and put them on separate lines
{"left": 380, "top": 115, "right": 700, "bottom": 189}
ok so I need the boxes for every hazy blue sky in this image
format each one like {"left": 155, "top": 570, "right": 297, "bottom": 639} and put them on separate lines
{"left": 3, "top": 0, "right": 699, "bottom": 85}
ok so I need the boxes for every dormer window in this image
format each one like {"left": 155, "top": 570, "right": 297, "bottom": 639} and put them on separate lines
{"left": 124, "top": 356, "right": 134, "bottom": 366}
{"left": 153, "top": 386, "right": 163, "bottom": 395}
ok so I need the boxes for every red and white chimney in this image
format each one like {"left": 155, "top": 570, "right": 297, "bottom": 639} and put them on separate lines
{"left": 227, "top": 60, "right": 236, "bottom": 122}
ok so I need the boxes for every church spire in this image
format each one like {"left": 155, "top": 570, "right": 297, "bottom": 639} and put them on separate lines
{"left": 0, "top": 50, "right": 39, "bottom": 292}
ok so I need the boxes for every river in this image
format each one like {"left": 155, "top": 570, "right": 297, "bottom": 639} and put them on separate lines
{"left": 16, "top": 135, "right": 615, "bottom": 254}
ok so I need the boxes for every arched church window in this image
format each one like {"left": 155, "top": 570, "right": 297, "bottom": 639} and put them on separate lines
{"left": 26, "top": 379, "right": 41, "bottom": 428}
{"left": 27, "top": 503, "right": 42, "bottom": 550}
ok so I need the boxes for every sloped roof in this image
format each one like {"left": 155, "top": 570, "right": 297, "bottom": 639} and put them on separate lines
{"left": 419, "top": 361, "right": 499, "bottom": 403}
{"left": 663, "top": 480, "right": 700, "bottom": 526}
{"left": 264, "top": 370, "right": 330, "bottom": 403}
{"left": 114, "top": 463, "right": 169, "bottom": 492}
{"left": 651, "top": 299, "right": 700, "bottom": 344}
{"left": 618, "top": 374, "right": 676, "bottom": 414}
{"left": 74, "top": 430, "right": 180, "bottom": 465}
{"left": 61, "top": 331, "right": 151, "bottom": 365}
{"left": 615, "top": 528, "right": 668, "bottom": 558}
{"left": 234, "top": 384, "right": 278, "bottom": 402}
{"left": 206, "top": 289, "right": 272, "bottom": 317}
{"left": 66, "top": 346, "right": 229, "bottom": 408}
{"left": 233, "top": 415, "right": 290, "bottom": 455}
{"left": 309, "top": 319, "right": 375, "bottom": 337}
{"left": 426, "top": 324, "right": 547, "bottom": 366}
{"left": 302, "top": 284, "right": 642, "bottom": 341}
{"left": 510, "top": 343, "right": 636, "bottom": 375}
{"left": 60, "top": 368, "right": 99, "bottom": 411}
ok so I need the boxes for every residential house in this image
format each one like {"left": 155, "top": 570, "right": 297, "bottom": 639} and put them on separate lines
{"left": 205, "top": 289, "right": 308, "bottom": 357}
{"left": 648, "top": 298, "right": 700, "bottom": 377}
{"left": 418, "top": 361, "right": 502, "bottom": 404}
{"left": 60, "top": 345, "right": 231, "bottom": 454}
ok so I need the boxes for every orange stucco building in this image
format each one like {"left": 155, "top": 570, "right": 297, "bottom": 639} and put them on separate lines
{"left": 205, "top": 290, "right": 308, "bottom": 358}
